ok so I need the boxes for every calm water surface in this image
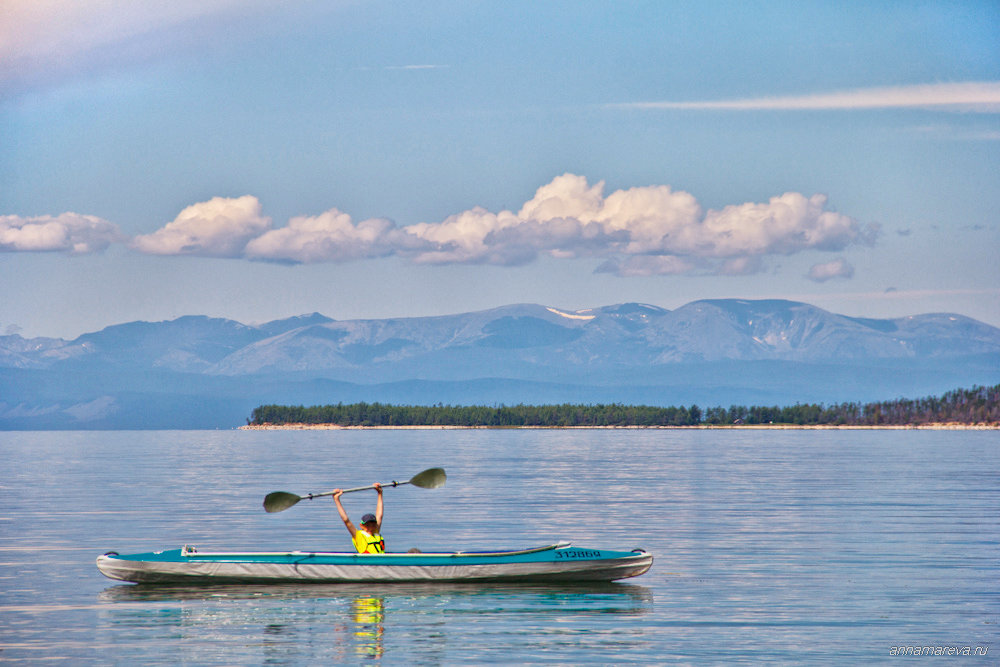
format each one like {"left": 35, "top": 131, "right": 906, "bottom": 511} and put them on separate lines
{"left": 2, "top": 429, "right": 997, "bottom": 664}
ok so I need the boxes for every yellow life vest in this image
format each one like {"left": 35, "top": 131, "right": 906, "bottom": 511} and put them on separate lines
{"left": 353, "top": 529, "right": 385, "bottom": 554}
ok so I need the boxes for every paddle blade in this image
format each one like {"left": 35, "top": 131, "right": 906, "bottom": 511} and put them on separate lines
{"left": 263, "top": 491, "right": 302, "bottom": 513}
{"left": 409, "top": 467, "right": 446, "bottom": 489}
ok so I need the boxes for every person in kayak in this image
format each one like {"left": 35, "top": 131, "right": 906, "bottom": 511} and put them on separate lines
{"left": 332, "top": 484, "right": 385, "bottom": 553}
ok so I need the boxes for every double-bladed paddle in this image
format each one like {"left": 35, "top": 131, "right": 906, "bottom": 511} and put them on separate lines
{"left": 263, "top": 467, "right": 446, "bottom": 513}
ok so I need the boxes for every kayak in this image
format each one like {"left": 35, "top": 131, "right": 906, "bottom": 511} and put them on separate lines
{"left": 96, "top": 542, "right": 652, "bottom": 584}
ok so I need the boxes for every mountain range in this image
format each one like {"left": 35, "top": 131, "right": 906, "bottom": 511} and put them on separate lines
{"left": 2, "top": 299, "right": 998, "bottom": 429}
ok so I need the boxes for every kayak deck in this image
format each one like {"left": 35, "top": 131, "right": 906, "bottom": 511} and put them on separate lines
{"left": 97, "top": 543, "right": 653, "bottom": 584}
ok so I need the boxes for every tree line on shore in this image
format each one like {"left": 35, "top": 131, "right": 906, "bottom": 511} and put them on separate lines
{"left": 248, "top": 384, "right": 999, "bottom": 427}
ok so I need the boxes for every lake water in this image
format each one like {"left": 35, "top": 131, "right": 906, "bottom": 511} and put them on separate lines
{"left": 1, "top": 429, "right": 996, "bottom": 664}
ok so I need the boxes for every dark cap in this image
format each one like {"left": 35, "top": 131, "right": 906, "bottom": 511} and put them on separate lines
{"left": 361, "top": 513, "right": 377, "bottom": 524}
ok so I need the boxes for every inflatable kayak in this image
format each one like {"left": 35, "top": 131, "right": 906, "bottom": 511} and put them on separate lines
{"left": 97, "top": 542, "right": 652, "bottom": 584}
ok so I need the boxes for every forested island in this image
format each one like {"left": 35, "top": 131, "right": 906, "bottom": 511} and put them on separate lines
{"left": 247, "top": 384, "right": 999, "bottom": 428}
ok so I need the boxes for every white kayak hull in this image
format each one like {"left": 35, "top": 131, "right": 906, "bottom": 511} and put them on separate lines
{"left": 97, "top": 543, "right": 653, "bottom": 584}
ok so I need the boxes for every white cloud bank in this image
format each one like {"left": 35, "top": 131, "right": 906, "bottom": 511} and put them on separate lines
{"left": 0, "top": 213, "right": 121, "bottom": 253}
{"left": 129, "top": 174, "right": 877, "bottom": 276}
{"left": 615, "top": 82, "right": 1000, "bottom": 113}
{"left": 3, "top": 175, "right": 878, "bottom": 278}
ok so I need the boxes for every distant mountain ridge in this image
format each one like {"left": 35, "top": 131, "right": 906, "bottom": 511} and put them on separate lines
{"left": 2, "top": 299, "right": 998, "bottom": 429}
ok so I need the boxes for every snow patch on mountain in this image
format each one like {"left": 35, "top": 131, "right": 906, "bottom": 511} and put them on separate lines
{"left": 546, "top": 307, "right": 596, "bottom": 321}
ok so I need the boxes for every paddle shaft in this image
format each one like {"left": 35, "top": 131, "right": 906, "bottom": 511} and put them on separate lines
{"left": 264, "top": 467, "right": 444, "bottom": 513}
{"left": 305, "top": 480, "right": 410, "bottom": 500}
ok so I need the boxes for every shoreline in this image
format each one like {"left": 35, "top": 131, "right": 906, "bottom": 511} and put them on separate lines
{"left": 241, "top": 422, "right": 999, "bottom": 431}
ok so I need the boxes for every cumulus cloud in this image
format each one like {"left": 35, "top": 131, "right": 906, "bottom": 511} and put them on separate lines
{"left": 0, "top": 213, "right": 122, "bottom": 253}
{"left": 244, "top": 209, "right": 398, "bottom": 263}
{"left": 402, "top": 207, "right": 524, "bottom": 265}
{"left": 615, "top": 81, "right": 1000, "bottom": 113}
{"left": 130, "top": 195, "right": 271, "bottom": 257}
{"left": 807, "top": 258, "right": 855, "bottom": 282}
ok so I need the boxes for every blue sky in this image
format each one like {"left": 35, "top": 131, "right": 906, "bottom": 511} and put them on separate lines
{"left": 2, "top": 0, "right": 998, "bottom": 338}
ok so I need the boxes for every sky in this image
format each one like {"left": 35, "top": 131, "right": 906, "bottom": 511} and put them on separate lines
{"left": 2, "top": 0, "right": 999, "bottom": 339}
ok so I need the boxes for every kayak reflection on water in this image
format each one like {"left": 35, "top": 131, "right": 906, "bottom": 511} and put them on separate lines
{"left": 351, "top": 596, "right": 384, "bottom": 659}
{"left": 96, "top": 582, "right": 652, "bottom": 662}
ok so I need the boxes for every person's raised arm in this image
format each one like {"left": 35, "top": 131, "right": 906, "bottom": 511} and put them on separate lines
{"left": 332, "top": 489, "right": 357, "bottom": 537}
{"left": 374, "top": 483, "right": 384, "bottom": 532}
